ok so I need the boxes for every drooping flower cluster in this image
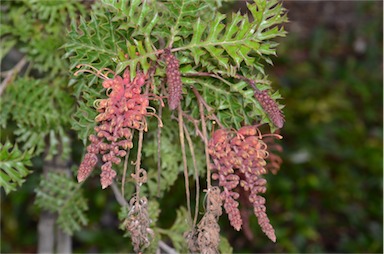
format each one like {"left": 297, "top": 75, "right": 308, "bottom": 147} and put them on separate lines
{"left": 264, "top": 134, "right": 283, "bottom": 174}
{"left": 208, "top": 125, "right": 281, "bottom": 242}
{"left": 77, "top": 69, "right": 150, "bottom": 189}
{"left": 162, "top": 48, "right": 182, "bottom": 110}
{"left": 123, "top": 196, "right": 154, "bottom": 252}
{"left": 254, "top": 90, "right": 285, "bottom": 129}
{"left": 209, "top": 129, "right": 243, "bottom": 231}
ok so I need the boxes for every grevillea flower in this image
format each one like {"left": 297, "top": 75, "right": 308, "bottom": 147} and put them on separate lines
{"left": 264, "top": 134, "right": 283, "bottom": 175}
{"left": 254, "top": 90, "right": 285, "bottom": 129}
{"left": 209, "top": 129, "right": 242, "bottom": 231}
{"left": 208, "top": 125, "right": 282, "bottom": 242}
{"left": 162, "top": 49, "right": 182, "bottom": 110}
{"left": 77, "top": 69, "right": 151, "bottom": 189}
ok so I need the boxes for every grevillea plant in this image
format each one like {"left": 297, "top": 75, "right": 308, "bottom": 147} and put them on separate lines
{"left": 1, "top": 0, "right": 287, "bottom": 253}
{"left": 66, "top": 0, "right": 287, "bottom": 252}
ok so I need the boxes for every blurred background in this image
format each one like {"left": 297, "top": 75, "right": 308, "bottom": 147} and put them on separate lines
{"left": 1, "top": 1, "right": 383, "bottom": 253}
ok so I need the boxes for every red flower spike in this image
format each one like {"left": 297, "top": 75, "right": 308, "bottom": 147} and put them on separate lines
{"left": 254, "top": 90, "right": 285, "bottom": 129}
{"left": 163, "top": 49, "right": 182, "bottom": 110}
{"left": 78, "top": 153, "right": 98, "bottom": 182}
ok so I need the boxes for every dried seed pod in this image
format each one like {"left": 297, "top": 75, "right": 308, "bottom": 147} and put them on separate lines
{"left": 163, "top": 49, "right": 182, "bottom": 110}
{"left": 124, "top": 197, "right": 152, "bottom": 252}
{"left": 196, "top": 187, "right": 222, "bottom": 254}
{"left": 254, "top": 90, "right": 285, "bottom": 128}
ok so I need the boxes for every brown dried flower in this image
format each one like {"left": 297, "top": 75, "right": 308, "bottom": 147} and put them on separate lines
{"left": 187, "top": 187, "right": 222, "bottom": 254}
{"left": 123, "top": 196, "right": 154, "bottom": 253}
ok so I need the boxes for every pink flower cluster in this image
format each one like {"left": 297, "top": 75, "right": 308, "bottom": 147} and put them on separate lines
{"left": 77, "top": 69, "right": 149, "bottom": 189}
{"left": 208, "top": 125, "right": 278, "bottom": 242}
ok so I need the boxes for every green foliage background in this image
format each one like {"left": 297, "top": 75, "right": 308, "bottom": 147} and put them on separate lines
{"left": 1, "top": 1, "right": 382, "bottom": 253}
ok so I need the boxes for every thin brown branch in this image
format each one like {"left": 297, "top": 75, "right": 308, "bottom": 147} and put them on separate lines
{"left": 121, "top": 147, "right": 131, "bottom": 199}
{"left": 134, "top": 129, "right": 144, "bottom": 198}
{"left": 192, "top": 86, "right": 212, "bottom": 191}
{"left": 111, "top": 182, "right": 128, "bottom": 206}
{"left": 188, "top": 85, "right": 224, "bottom": 130}
{"left": 0, "top": 57, "right": 27, "bottom": 96}
{"left": 155, "top": 76, "right": 166, "bottom": 197}
{"left": 183, "top": 71, "right": 271, "bottom": 92}
{"left": 183, "top": 123, "right": 200, "bottom": 228}
{"left": 178, "top": 105, "right": 193, "bottom": 227}
{"left": 158, "top": 240, "right": 178, "bottom": 254}
{"left": 181, "top": 111, "right": 204, "bottom": 139}
{"left": 156, "top": 103, "right": 163, "bottom": 197}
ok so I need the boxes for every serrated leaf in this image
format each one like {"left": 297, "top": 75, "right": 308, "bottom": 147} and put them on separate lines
{"left": 0, "top": 141, "right": 32, "bottom": 194}
{"left": 177, "top": 0, "right": 286, "bottom": 75}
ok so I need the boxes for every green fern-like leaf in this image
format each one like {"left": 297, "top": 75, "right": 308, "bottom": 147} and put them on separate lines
{"left": 178, "top": 1, "right": 287, "bottom": 73}
{"left": 71, "top": 86, "right": 100, "bottom": 145}
{"left": 1, "top": 0, "right": 80, "bottom": 75}
{"left": 65, "top": 12, "right": 120, "bottom": 74}
{"left": 24, "top": 0, "right": 86, "bottom": 25}
{"left": 1, "top": 77, "right": 73, "bottom": 158}
{"left": 182, "top": 74, "right": 280, "bottom": 130}
{"left": 102, "top": 0, "right": 157, "bottom": 32}
{"left": 35, "top": 172, "right": 88, "bottom": 235}
{"left": 0, "top": 141, "right": 32, "bottom": 194}
{"left": 65, "top": 6, "right": 157, "bottom": 78}
{"left": 115, "top": 38, "right": 157, "bottom": 77}
{"left": 163, "top": 0, "right": 209, "bottom": 44}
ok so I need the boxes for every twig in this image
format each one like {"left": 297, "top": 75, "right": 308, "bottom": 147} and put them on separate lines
{"left": 121, "top": 147, "right": 131, "bottom": 199}
{"left": 188, "top": 85, "right": 224, "bottom": 129}
{"left": 111, "top": 181, "right": 128, "bottom": 206}
{"left": 183, "top": 123, "right": 200, "bottom": 228}
{"left": 0, "top": 56, "right": 27, "bottom": 96}
{"left": 156, "top": 102, "right": 163, "bottom": 197}
{"left": 158, "top": 240, "right": 178, "bottom": 254}
{"left": 178, "top": 105, "right": 192, "bottom": 227}
{"left": 134, "top": 129, "right": 144, "bottom": 199}
{"left": 192, "top": 86, "right": 212, "bottom": 191}
{"left": 183, "top": 71, "right": 233, "bottom": 88}
{"left": 181, "top": 111, "right": 204, "bottom": 139}
{"left": 183, "top": 71, "right": 271, "bottom": 92}
{"left": 233, "top": 73, "right": 257, "bottom": 90}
